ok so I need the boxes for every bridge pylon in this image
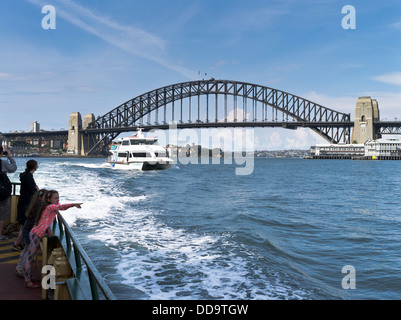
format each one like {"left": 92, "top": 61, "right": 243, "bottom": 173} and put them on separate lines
{"left": 351, "top": 97, "right": 381, "bottom": 144}
{"left": 67, "top": 112, "right": 96, "bottom": 156}
{"left": 82, "top": 113, "right": 95, "bottom": 156}
{"left": 67, "top": 112, "right": 82, "bottom": 155}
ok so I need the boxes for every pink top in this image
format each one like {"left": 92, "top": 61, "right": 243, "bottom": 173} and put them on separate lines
{"left": 31, "top": 203, "right": 75, "bottom": 238}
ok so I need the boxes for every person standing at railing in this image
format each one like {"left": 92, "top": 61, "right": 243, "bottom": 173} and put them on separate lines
{"left": 14, "top": 160, "right": 39, "bottom": 251}
{"left": 23, "top": 190, "right": 82, "bottom": 288}
{"left": 0, "top": 146, "right": 17, "bottom": 241}
{"left": 15, "top": 189, "right": 48, "bottom": 278}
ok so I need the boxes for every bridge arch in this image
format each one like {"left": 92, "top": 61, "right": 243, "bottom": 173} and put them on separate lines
{"left": 85, "top": 79, "right": 352, "bottom": 155}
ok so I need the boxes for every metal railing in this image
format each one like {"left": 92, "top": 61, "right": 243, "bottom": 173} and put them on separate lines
{"left": 10, "top": 182, "right": 116, "bottom": 300}
{"left": 51, "top": 213, "right": 116, "bottom": 300}
{"left": 11, "top": 182, "right": 20, "bottom": 195}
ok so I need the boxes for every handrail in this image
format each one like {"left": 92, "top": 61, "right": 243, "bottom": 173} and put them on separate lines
{"left": 10, "top": 182, "right": 116, "bottom": 300}
{"left": 51, "top": 211, "right": 116, "bottom": 300}
{"left": 11, "top": 182, "right": 20, "bottom": 196}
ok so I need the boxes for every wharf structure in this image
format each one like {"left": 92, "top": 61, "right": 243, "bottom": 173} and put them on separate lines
{"left": 362, "top": 138, "right": 401, "bottom": 160}
{"left": 310, "top": 139, "right": 401, "bottom": 160}
{"left": 310, "top": 144, "right": 364, "bottom": 159}
{"left": 309, "top": 97, "right": 401, "bottom": 160}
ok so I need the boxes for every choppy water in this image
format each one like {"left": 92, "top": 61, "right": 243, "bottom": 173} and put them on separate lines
{"left": 9, "top": 157, "right": 401, "bottom": 299}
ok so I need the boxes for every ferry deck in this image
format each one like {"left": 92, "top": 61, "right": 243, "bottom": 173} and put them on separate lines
{"left": 0, "top": 239, "right": 41, "bottom": 300}
{"left": 0, "top": 183, "right": 115, "bottom": 300}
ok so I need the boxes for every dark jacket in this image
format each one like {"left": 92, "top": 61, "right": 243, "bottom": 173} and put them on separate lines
{"left": 19, "top": 171, "right": 37, "bottom": 203}
{"left": 17, "top": 171, "right": 37, "bottom": 224}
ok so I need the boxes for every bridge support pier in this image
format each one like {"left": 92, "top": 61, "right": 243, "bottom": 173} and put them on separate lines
{"left": 351, "top": 97, "right": 381, "bottom": 144}
{"left": 67, "top": 112, "right": 82, "bottom": 155}
{"left": 67, "top": 112, "right": 95, "bottom": 156}
{"left": 81, "top": 113, "right": 95, "bottom": 156}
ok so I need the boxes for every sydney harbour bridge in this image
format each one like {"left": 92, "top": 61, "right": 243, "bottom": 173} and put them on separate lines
{"left": 2, "top": 79, "right": 401, "bottom": 155}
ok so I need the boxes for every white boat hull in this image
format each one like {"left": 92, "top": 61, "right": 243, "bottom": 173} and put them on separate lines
{"left": 107, "top": 161, "right": 173, "bottom": 171}
{"left": 107, "top": 129, "right": 174, "bottom": 171}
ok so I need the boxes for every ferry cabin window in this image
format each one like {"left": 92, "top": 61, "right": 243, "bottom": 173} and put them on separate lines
{"left": 118, "top": 152, "right": 127, "bottom": 158}
{"left": 155, "top": 152, "right": 166, "bottom": 157}
{"left": 130, "top": 139, "right": 156, "bottom": 145}
{"left": 131, "top": 153, "right": 150, "bottom": 158}
{"left": 122, "top": 141, "right": 130, "bottom": 146}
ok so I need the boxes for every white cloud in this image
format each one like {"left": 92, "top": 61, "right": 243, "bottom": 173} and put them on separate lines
{"left": 303, "top": 90, "right": 401, "bottom": 120}
{"left": 373, "top": 72, "right": 401, "bottom": 86}
{"left": 358, "top": 91, "right": 401, "bottom": 120}
{"left": 390, "top": 21, "right": 401, "bottom": 30}
{"left": 285, "top": 128, "right": 312, "bottom": 149}
{"left": 212, "top": 128, "right": 257, "bottom": 151}
{"left": 267, "top": 131, "right": 283, "bottom": 149}
{"left": 223, "top": 108, "right": 250, "bottom": 122}
{"left": 0, "top": 71, "right": 55, "bottom": 82}
{"left": 26, "top": 0, "right": 197, "bottom": 79}
{"left": 302, "top": 91, "right": 356, "bottom": 114}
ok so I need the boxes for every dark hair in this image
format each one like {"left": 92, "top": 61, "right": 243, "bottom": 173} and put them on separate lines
{"left": 26, "top": 189, "right": 48, "bottom": 220}
{"left": 0, "top": 146, "right": 3, "bottom": 154}
{"left": 25, "top": 160, "right": 38, "bottom": 172}
{"left": 35, "top": 190, "right": 58, "bottom": 225}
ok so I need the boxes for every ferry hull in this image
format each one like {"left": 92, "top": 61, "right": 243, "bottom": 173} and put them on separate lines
{"left": 107, "top": 161, "right": 173, "bottom": 171}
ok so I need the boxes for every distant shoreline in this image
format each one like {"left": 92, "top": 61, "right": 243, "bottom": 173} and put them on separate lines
{"left": 12, "top": 155, "right": 107, "bottom": 159}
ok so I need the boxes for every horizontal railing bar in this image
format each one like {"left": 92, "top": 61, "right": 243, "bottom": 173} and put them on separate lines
{"left": 54, "top": 213, "right": 116, "bottom": 300}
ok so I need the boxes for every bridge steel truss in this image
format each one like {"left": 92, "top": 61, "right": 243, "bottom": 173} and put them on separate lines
{"left": 376, "top": 121, "right": 401, "bottom": 135}
{"left": 84, "top": 80, "right": 353, "bottom": 155}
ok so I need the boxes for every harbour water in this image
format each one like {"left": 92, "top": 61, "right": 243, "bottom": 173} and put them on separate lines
{"left": 8, "top": 157, "right": 401, "bottom": 299}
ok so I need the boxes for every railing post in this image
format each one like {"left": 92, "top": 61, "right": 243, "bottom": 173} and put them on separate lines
{"left": 57, "top": 216, "right": 64, "bottom": 239}
{"left": 73, "top": 243, "right": 82, "bottom": 270}
{"left": 88, "top": 270, "right": 100, "bottom": 300}
{"left": 65, "top": 231, "right": 71, "bottom": 256}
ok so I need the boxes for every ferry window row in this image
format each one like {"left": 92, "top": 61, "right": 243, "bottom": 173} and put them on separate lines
{"left": 118, "top": 152, "right": 150, "bottom": 158}
{"left": 117, "top": 152, "right": 167, "bottom": 158}
{"left": 121, "top": 140, "right": 156, "bottom": 146}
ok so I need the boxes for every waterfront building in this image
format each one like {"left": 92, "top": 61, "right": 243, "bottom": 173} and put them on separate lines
{"left": 30, "top": 121, "right": 40, "bottom": 133}
{"left": 310, "top": 138, "right": 401, "bottom": 160}
{"left": 364, "top": 138, "right": 401, "bottom": 157}
{"left": 310, "top": 144, "right": 365, "bottom": 158}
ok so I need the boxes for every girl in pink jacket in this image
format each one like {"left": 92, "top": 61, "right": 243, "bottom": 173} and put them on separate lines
{"left": 24, "top": 190, "right": 82, "bottom": 288}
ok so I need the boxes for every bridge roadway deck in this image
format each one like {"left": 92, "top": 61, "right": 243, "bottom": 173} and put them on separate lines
{"left": 3, "top": 120, "right": 401, "bottom": 138}
{"left": 81, "top": 121, "right": 356, "bottom": 134}
{"left": 0, "top": 238, "right": 41, "bottom": 300}
{"left": 2, "top": 121, "right": 355, "bottom": 137}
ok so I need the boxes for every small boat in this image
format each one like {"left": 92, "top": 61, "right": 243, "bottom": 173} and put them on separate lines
{"left": 107, "top": 129, "right": 174, "bottom": 170}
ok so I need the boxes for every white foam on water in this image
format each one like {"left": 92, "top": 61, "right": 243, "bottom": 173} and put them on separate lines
{"left": 31, "top": 160, "right": 146, "bottom": 226}
{"left": 28, "top": 158, "right": 310, "bottom": 300}
{"left": 67, "top": 162, "right": 111, "bottom": 169}
{"left": 87, "top": 204, "right": 309, "bottom": 300}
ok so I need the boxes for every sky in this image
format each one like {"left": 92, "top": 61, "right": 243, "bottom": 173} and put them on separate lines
{"left": 0, "top": 0, "right": 400, "bottom": 150}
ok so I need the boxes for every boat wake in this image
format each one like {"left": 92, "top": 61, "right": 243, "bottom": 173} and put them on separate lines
{"left": 87, "top": 206, "right": 310, "bottom": 300}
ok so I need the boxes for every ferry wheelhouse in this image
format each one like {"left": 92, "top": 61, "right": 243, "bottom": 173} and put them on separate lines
{"left": 107, "top": 129, "right": 174, "bottom": 170}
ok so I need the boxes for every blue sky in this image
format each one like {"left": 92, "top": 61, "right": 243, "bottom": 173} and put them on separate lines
{"left": 0, "top": 0, "right": 400, "bottom": 149}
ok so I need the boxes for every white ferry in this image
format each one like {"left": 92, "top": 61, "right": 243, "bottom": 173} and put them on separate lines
{"left": 107, "top": 129, "right": 174, "bottom": 170}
